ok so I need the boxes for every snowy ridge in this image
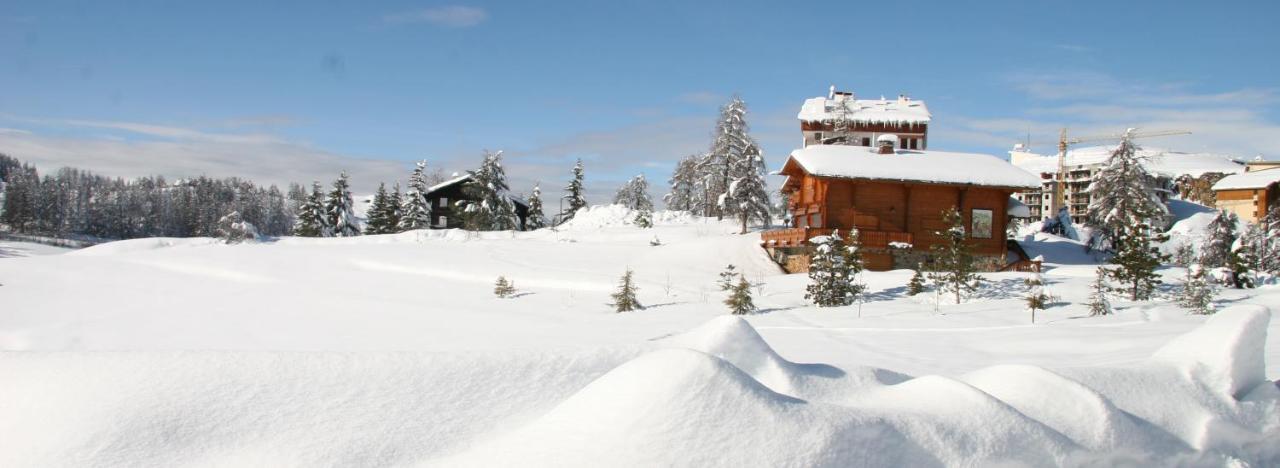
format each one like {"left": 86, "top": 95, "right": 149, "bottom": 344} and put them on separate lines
{"left": 3, "top": 310, "right": 1274, "bottom": 466}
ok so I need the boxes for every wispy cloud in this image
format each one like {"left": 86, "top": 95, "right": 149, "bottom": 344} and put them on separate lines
{"left": 383, "top": 6, "right": 488, "bottom": 28}
{"left": 934, "top": 72, "right": 1280, "bottom": 158}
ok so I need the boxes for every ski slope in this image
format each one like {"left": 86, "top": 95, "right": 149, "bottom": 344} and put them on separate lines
{"left": 1, "top": 205, "right": 1277, "bottom": 465}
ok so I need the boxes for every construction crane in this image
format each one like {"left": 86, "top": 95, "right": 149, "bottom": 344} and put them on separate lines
{"left": 1043, "top": 128, "right": 1191, "bottom": 219}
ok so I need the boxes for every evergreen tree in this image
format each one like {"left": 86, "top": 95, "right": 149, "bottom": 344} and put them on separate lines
{"left": 1178, "top": 264, "right": 1217, "bottom": 315}
{"left": 719, "top": 118, "right": 770, "bottom": 235}
{"left": 634, "top": 207, "right": 653, "bottom": 228}
{"left": 526, "top": 183, "right": 547, "bottom": 230}
{"left": 494, "top": 276, "right": 516, "bottom": 298}
{"left": 1173, "top": 243, "right": 1196, "bottom": 268}
{"left": 664, "top": 154, "right": 701, "bottom": 212}
{"left": 805, "top": 229, "right": 865, "bottom": 307}
{"left": 1200, "top": 209, "right": 1238, "bottom": 268}
{"left": 928, "top": 207, "right": 982, "bottom": 304}
{"left": 560, "top": 159, "right": 587, "bottom": 224}
{"left": 1254, "top": 205, "right": 1280, "bottom": 274}
{"left": 386, "top": 183, "right": 404, "bottom": 231}
{"left": 724, "top": 274, "right": 756, "bottom": 315}
{"left": 1024, "top": 271, "right": 1050, "bottom": 323}
{"left": 400, "top": 160, "right": 433, "bottom": 231}
{"left": 215, "top": 211, "right": 258, "bottom": 244}
{"left": 718, "top": 264, "right": 738, "bottom": 291}
{"left": 1084, "top": 131, "right": 1170, "bottom": 250}
{"left": 293, "top": 181, "right": 327, "bottom": 237}
{"left": 1105, "top": 223, "right": 1169, "bottom": 301}
{"left": 324, "top": 172, "right": 360, "bottom": 237}
{"left": 364, "top": 183, "right": 396, "bottom": 235}
{"left": 610, "top": 269, "right": 642, "bottom": 312}
{"left": 460, "top": 150, "right": 518, "bottom": 231}
{"left": 1227, "top": 242, "right": 1256, "bottom": 289}
{"left": 1087, "top": 266, "right": 1113, "bottom": 316}
{"left": 906, "top": 264, "right": 927, "bottom": 296}
{"left": 614, "top": 174, "right": 654, "bottom": 228}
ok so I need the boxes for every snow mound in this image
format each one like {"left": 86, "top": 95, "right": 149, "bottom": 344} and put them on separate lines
{"left": 555, "top": 205, "right": 697, "bottom": 230}
{"left": 68, "top": 237, "right": 222, "bottom": 256}
{"left": 1153, "top": 305, "right": 1271, "bottom": 399}
{"left": 438, "top": 348, "right": 931, "bottom": 467}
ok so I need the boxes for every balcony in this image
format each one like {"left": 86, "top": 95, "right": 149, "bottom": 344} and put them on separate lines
{"left": 761, "top": 227, "right": 913, "bottom": 249}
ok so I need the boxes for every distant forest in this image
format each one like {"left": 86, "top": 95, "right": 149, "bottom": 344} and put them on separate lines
{"left": 0, "top": 154, "right": 298, "bottom": 240}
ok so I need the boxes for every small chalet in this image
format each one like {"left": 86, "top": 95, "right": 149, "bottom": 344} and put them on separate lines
{"left": 424, "top": 174, "right": 530, "bottom": 230}
{"left": 798, "top": 87, "right": 931, "bottom": 150}
{"left": 1212, "top": 167, "right": 1280, "bottom": 223}
{"left": 764, "top": 139, "right": 1040, "bottom": 272}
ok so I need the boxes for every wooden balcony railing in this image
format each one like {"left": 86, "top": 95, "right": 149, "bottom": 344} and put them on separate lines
{"left": 760, "top": 227, "right": 912, "bottom": 249}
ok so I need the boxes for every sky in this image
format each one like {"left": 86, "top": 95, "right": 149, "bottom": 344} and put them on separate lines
{"left": 1, "top": 0, "right": 1278, "bottom": 203}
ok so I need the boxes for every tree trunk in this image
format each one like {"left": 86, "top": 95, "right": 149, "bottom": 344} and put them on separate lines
{"left": 740, "top": 213, "right": 747, "bottom": 235}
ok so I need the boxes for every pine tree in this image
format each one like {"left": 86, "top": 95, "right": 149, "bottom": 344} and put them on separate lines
{"left": 526, "top": 183, "right": 547, "bottom": 230}
{"left": 1255, "top": 205, "right": 1280, "bottom": 274}
{"left": 805, "top": 229, "right": 865, "bottom": 307}
{"left": 364, "top": 183, "right": 395, "bottom": 235}
{"left": 386, "top": 183, "right": 404, "bottom": 231}
{"left": 1178, "top": 264, "right": 1217, "bottom": 315}
{"left": 460, "top": 150, "right": 518, "bottom": 231}
{"left": 1106, "top": 223, "right": 1169, "bottom": 301}
{"left": 611, "top": 269, "right": 642, "bottom": 312}
{"left": 928, "top": 207, "right": 982, "bottom": 304}
{"left": 634, "top": 208, "right": 653, "bottom": 228}
{"left": 1200, "top": 209, "right": 1238, "bottom": 268}
{"left": 613, "top": 174, "right": 654, "bottom": 228}
{"left": 1227, "top": 242, "right": 1256, "bottom": 289}
{"left": 718, "top": 264, "right": 738, "bottom": 291}
{"left": 293, "top": 181, "right": 327, "bottom": 237}
{"left": 1024, "top": 271, "right": 1050, "bottom": 323}
{"left": 664, "top": 155, "right": 701, "bottom": 212}
{"left": 215, "top": 211, "right": 258, "bottom": 244}
{"left": 706, "top": 96, "right": 766, "bottom": 226}
{"left": 1084, "top": 131, "right": 1170, "bottom": 250}
{"left": 400, "top": 160, "right": 433, "bottom": 231}
{"left": 724, "top": 274, "right": 756, "bottom": 315}
{"left": 560, "top": 159, "right": 587, "bottom": 224}
{"left": 324, "top": 172, "right": 360, "bottom": 237}
{"left": 1087, "top": 266, "right": 1113, "bottom": 316}
{"left": 1173, "top": 243, "right": 1196, "bottom": 268}
{"left": 494, "top": 276, "right": 516, "bottom": 298}
{"left": 906, "top": 264, "right": 927, "bottom": 296}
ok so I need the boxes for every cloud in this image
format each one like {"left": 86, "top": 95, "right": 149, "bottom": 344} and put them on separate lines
{"left": 383, "top": 6, "right": 488, "bottom": 27}
{"left": 0, "top": 118, "right": 413, "bottom": 194}
{"left": 933, "top": 72, "right": 1280, "bottom": 159}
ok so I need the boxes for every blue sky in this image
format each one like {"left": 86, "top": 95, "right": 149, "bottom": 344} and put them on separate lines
{"left": 2, "top": 0, "right": 1278, "bottom": 200}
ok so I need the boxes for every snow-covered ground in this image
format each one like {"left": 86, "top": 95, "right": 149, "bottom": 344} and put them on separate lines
{"left": 1, "top": 205, "right": 1277, "bottom": 465}
{"left": 0, "top": 240, "right": 73, "bottom": 258}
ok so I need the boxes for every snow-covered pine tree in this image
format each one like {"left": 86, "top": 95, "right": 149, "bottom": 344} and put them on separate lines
{"left": 460, "top": 150, "right": 518, "bottom": 231}
{"left": 1178, "top": 264, "right": 1217, "bottom": 315}
{"left": 400, "top": 160, "right": 433, "bottom": 231}
{"left": 664, "top": 155, "right": 701, "bottom": 212}
{"left": 613, "top": 174, "right": 654, "bottom": 227}
{"left": 1087, "top": 266, "right": 1113, "bottom": 316}
{"left": 907, "top": 263, "right": 926, "bottom": 296}
{"left": 1256, "top": 205, "right": 1280, "bottom": 274}
{"left": 722, "top": 150, "right": 770, "bottom": 234}
{"left": 1227, "top": 241, "right": 1256, "bottom": 289}
{"left": 724, "top": 274, "right": 756, "bottom": 315}
{"left": 386, "top": 183, "right": 403, "bottom": 231}
{"left": 1024, "top": 271, "right": 1050, "bottom": 323}
{"left": 1105, "top": 223, "right": 1169, "bottom": 301}
{"left": 610, "top": 269, "right": 642, "bottom": 312}
{"left": 293, "top": 181, "right": 327, "bottom": 237}
{"left": 1200, "top": 209, "right": 1238, "bottom": 268}
{"left": 928, "top": 207, "right": 982, "bottom": 304}
{"left": 1173, "top": 243, "right": 1196, "bottom": 268}
{"left": 215, "top": 211, "right": 259, "bottom": 244}
{"left": 707, "top": 96, "right": 766, "bottom": 227}
{"left": 718, "top": 264, "right": 738, "bottom": 291}
{"left": 804, "top": 229, "right": 866, "bottom": 307}
{"left": 634, "top": 207, "right": 653, "bottom": 228}
{"left": 364, "top": 183, "right": 395, "bottom": 235}
{"left": 526, "top": 183, "right": 547, "bottom": 230}
{"left": 560, "top": 159, "right": 587, "bottom": 224}
{"left": 324, "top": 172, "right": 360, "bottom": 237}
{"left": 494, "top": 276, "right": 516, "bottom": 298}
{"left": 1084, "top": 131, "right": 1170, "bottom": 250}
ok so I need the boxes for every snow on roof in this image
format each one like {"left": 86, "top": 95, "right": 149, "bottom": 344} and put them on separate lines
{"left": 876, "top": 134, "right": 898, "bottom": 143}
{"left": 426, "top": 174, "right": 472, "bottom": 194}
{"left": 782, "top": 145, "right": 1040, "bottom": 189}
{"left": 1008, "top": 197, "right": 1031, "bottom": 218}
{"left": 797, "top": 95, "right": 931, "bottom": 125}
{"left": 1010, "top": 145, "right": 1244, "bottom": 178}
{"left": 1212, "top": 167, "right": 1280, "bottom": 191}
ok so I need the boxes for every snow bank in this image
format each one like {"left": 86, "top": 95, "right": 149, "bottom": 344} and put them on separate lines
{"left": 68, "top": 237, "right": 222, "bottom": 256}
{"left": 1153, "top": 305, "right": 1271, "bottom": 399}
{"left": 555, "top": 204, "right": 697, "bottom": 230}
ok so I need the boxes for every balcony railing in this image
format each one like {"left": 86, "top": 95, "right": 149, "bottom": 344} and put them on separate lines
{"left": 760, "top": 227, "right": 913, "bottom": 249}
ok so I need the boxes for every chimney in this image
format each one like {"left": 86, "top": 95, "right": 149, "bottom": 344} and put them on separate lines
{"left": 876, "top": 134, "right": 898, "bottom": 154}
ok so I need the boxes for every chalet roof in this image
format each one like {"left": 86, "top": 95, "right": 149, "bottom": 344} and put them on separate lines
{"left": 781, "top": 145, "right": 1039, "bottom": 189}
{"left": 1212, "top": 167, "right": 1280, "bottom": 191}
{"left": 797, "top": 95, "right": 931, "bottom": 125}
{"left": 423, "top": 173, "right": 528, "bottom": 207}
{"left": 1009, "top": 145, "right": 1244, "bottom": 178}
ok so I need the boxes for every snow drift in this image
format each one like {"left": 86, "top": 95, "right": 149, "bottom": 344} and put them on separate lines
{"left": 1, "top": 309, "right": 1275, "bottom": 466}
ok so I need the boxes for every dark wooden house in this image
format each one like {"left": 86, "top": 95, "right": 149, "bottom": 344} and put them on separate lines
{"left": 424, "top": 174, "right": 530, "bottom": 230}
{"left": 763, "top": 141, "right": 1040, "bottom": 272}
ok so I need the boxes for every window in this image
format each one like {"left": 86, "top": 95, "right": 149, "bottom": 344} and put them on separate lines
{"left": 861, "top": 137, "right": 871, "bottom": 146}
{"left": 909, "top": 138, "right": 919, "bottom": 150}
{"left": 900, "top": 138, "right": 907, "bottom": 149}
{"left": 971, "top": 209, "right": 993, "bottom": 239}
{"left": 438, "top": 197, "right": 448, "bottom": 207}
{"left": 810, "top": 212, "right": 823, "bottom": 228}
{"left": 814, "top": 132, "right": 823, "bottom": 143}
{"left": 437, "top": 215, "right": 448, "bottom": 227}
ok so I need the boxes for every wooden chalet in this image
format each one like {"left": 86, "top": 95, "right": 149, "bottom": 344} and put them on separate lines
{"left": 763, "top": 139, "right": 1041, "bottom": 272}
{"left": 798, "top": 87, "right": 931, "bottom": 150}
{"left": 424, "top": 174, "right": 530, "bottom": 230}
{"left": 1211, "top": 167, "right": 1280, "bottom": 223}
